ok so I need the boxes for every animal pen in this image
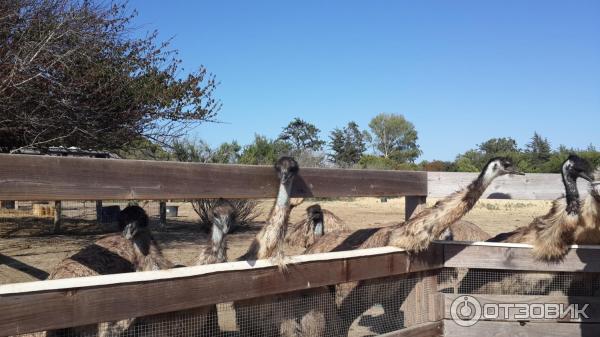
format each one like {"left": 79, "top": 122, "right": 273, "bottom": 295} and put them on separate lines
{"left": 0, "top": 154, "right": 598, "bottom": 337}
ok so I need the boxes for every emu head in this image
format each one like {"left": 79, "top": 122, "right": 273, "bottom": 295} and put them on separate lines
{"left": 275, "top": 156, "right": 299, "bottom": 185}
{"left": 562, "top": 154, "right": 594, "bottom": 183}
{"left": 210, "top": 198, "right": 236, "bottom": 235}
{"left": 119, "top": 205, "right": 150, "bottom": 240}
{"left": 482, "top": 157, "right": 524, "bottom": 180}
{"left": 306, "top": 204, "right": 324, "bottom": 236}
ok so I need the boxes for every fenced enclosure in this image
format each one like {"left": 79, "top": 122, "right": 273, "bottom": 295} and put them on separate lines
{"left": 0, "top": 154, "right": 598, "bottom": 337}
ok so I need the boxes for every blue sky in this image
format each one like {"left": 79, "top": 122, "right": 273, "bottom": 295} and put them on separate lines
{"left": 129, "top": 0, "right": 599, "bottom": 161}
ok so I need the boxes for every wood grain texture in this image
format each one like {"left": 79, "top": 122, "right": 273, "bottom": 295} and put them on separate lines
{"left": 443, "top": 242, "right": 600, "bottom": 272}
{"left": 428, "top": 172, "right": 591, "bottom": 200}
{"left": 444, "top": 294, "right": 600, "bottom": 323}
{"left": 0, "top": 154, "right": 427, "bottom": 201}
{"left": 444, "top": 320, "right": 600, "bottom": 337}
{"left": 0, "top": 246, "right": 443, "bottom": 335}
{"left": 379, "top": 321, "right": 443, "bottom": 337}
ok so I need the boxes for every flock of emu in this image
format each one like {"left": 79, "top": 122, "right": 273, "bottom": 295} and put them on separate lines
{"left": 22, "top": 155, "right": 600, "bottom": 337}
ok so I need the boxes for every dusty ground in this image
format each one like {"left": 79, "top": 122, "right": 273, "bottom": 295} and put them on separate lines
{"left": 0, "top": 197, "right": 552, "bottom": 285}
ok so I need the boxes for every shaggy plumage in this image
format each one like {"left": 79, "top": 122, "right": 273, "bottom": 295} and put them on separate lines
{"left": 286, "top": 205, "right": 348, "bottom": 249}
{"left": 303, "top": 157, "right": 523, "bottom": 336}
{"left": 438, "top": 220, "right": 491, "bottom": 241}
{"left": 487, "top": 155, "right": 594, "bottom": 261}
{"left": 40, "top": 206, "right": 170, "bottom": 337}
{"left": 238, "top": 157, "right": 299, "bottom": 268}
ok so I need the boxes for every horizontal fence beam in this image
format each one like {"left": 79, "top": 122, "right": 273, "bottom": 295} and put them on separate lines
{"left": 0, "top": 154, "right": 427, "bottom": 201}
{"left": 444, "top": 294, "right": 600, "bottom": 323}
{"left": 380, "top": 321, "right": 443, "bottom": 337}
{"left": 444, "top": 320, "right": 600, "bottom": 337}
{"left": 442, "top": 241, "right": 600, "bottom": 272}
{"left": 428, "top": 171, "right": 591, "bottom": 200}
{"left": 0, "top": 246, "right": 443, "bottom": 336}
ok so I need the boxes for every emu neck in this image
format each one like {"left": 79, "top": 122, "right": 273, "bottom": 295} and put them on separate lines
{"left": 276, "top": 181, "right": 293, "bottom": 206}
{"left": 209, "top": 225, "right": 227, "bottom": 263}
{"left": 562, "top": 173, "right": 580, "bottom": 215}
{"left": 314, "top": 221, "right": 324, "bottom": 236}
{"left": 464, "top": 170, "right": 495, "bottom": 209}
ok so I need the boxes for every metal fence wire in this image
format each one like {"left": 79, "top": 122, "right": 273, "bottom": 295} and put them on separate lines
{"left": 13, "top": 271, "right": 437, "bottom": 337}
{"left": 439, "top": 267, "right": 600, "bottom": 296}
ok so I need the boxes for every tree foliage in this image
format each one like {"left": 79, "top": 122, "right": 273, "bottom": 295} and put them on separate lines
{"left": 367, "top": 113, "right": 421, "bottom": 163}
{"left": 239, "top": 134, "right": 291, "bottom": 165}
{"left": 0, "top": 0, "right": 220, "bottom": 153}
{"left": 329, "top": 121, "right": 367, "bottom": 166}
{"left": 278, "top": 117, "right": 325, "bottom": 152}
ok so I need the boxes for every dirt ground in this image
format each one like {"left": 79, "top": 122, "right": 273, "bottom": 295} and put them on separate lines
{"left": 0, "top": 197, "right": 552, "bottom": 285}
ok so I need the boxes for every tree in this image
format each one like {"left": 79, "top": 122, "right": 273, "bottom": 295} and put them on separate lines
{"left": 525, "top": 132, "right": 552, "bottom": 171}
{"left": 0, "top": 0, "right": 220, "bottom": 153}
{"left": 278, "top": 118, "right": 325, "bottom": 152}
{"left": 478, "top": 137, "right": 519, "bottom": 155}
{"left": 170, "top": 139, "right": 213, "bottom": 163}
{"left": 211, "top": 141, "right": 241, "bottom": 164}
{"left": 239, "top": 135, "right": 291, "bottom": 165}
{"left": 329, "top": 121, "right": 367, "bottom": 166}
{"left": 367, "top": 113, "right": 421, "bottom": 163}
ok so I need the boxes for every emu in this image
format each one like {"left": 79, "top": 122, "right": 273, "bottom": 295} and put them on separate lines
{"left": 286, "top": 204, "right": 348, "bottom": 249}
{"left": 304, "top": 157, "right": 523, "bottom": 335}
{"left": 41, "top": 206, "right": 170, "bottom": 337}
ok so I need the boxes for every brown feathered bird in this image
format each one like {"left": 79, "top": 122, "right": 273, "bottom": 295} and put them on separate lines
{"left": 487, "top": 155, "right": 594, "bottom": 260}
{"left": 286, "top": 204, "right": 348, "bottom": 248}
{"left": 131, "top": 199, "right": 236, "bottom": 337}
{"left": 42, "top": 206, "right": 171, "bottom": 337}
{"left": 303, "top": 157, "right": 523, "bottom": 336}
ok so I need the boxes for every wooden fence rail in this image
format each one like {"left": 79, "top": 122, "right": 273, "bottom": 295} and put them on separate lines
{"left": 0, "top": 154, "right": 427, "bottom": 201}
{"left": 0, "top": 246, "right": 443, "bottom": 336}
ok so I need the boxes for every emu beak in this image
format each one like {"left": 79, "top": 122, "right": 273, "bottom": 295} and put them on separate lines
{"left": 580, "top": 172, "right": 594, "bottom": 183}
{"left": 509, "top": 169, "right": 525, "bottom": 176}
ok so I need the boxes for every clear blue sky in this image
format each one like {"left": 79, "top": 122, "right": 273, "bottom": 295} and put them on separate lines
{"left": 129, "top": 0, "right": 599, "bottom": 161}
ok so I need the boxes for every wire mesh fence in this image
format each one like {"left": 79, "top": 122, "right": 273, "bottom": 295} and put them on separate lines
{"left": 12, "top": 271, "right": 438, "bottom": 337}
{"left": 439, "top": 267, "right": 600, "bottom": 297}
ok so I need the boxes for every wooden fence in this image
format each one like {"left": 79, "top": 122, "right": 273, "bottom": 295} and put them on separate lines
{"left": 1, "top": 154, "right": 599, "bottom": 336}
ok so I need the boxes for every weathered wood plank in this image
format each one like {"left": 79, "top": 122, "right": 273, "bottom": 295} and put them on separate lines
{"left": 0, "top": 154, "right": 427, "bottom": 201}
{"left": 379, "top": 321, "right": 443, "bottom": 337}
{"left": 442, "top": 242, "right": 600, "bottom": 272}
{"left": 428, "top": 171, "right": 591, "bottom": 200}
{"left": 405, "top": 195, "right": 427, "bottom": 221}
{"left": 0, "top": 246, "right": 443, "bottom": 335}
{"left": 444, "top": 320, "right": 600, "bottom": 337}
{"left": 444, "top": 294, "right": 600, "bottom": 323}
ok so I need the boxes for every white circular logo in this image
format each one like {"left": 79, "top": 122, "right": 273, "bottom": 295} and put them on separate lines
{"left": 450, "top": 295, "right": 482, "bottom": 327}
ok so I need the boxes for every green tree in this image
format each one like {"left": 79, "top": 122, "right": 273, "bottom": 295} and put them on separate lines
{"left": 171, "top": 139, "right": 213, "bottom": 163}
{"left": 524, "top": 132, "right": 552, "bottom": 171}
{"left": 329, "top": 121, "right": 367, "bottom": 166}
{"left": 0, "top": 0, "right": 220, "bottom": 153}
{"left": 478, "top": 137, "right": 519, "bottom": 155}
{"left": 239, "top": 135, "right": 291, "bottom": 165}
{"left": 367, "top": 113, "right": 421, "bottom": 163}
{"left": 211, "top": 141, "right": 241, "bottom": 164}
{"left": 278, "top": 118, "right": 325, "bottom": 152}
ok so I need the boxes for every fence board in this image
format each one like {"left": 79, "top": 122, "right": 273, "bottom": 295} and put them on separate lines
{"left": 428, "top": 172, "right": 591, "bottom": 200}
{"left": 380, "top": 321, "right": 443, "bottom": 337}
{"left": 0, "top": 246, "right": 443, "bottom": 336}
{"left": 444, "top": 320, "right": 600, "bottom": 337}
{"left": 442, "top": 242, "right": 600, "bottom": 272}
{"left": 444, "top": 294, "right": 600, "bottom": 323}
{"left": 0, "top": 154, "right": 427, "bottom": 201}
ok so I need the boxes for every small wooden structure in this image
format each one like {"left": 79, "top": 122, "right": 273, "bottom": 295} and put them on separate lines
{"left": 0, "top": 154, "right": 597, "bottom": 336}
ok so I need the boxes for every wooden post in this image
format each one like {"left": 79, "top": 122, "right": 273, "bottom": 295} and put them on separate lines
{"left": 96, "top": 200, "right": 103, "bottom": 222}
{"left": 53, "top": 201, "right": 61, "bottom": 234}
{"left": 159, "top": 201, "right": 167, "bottom": 229}
{"left": 405, "top": 195, "right": 427, "bottom": 221}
